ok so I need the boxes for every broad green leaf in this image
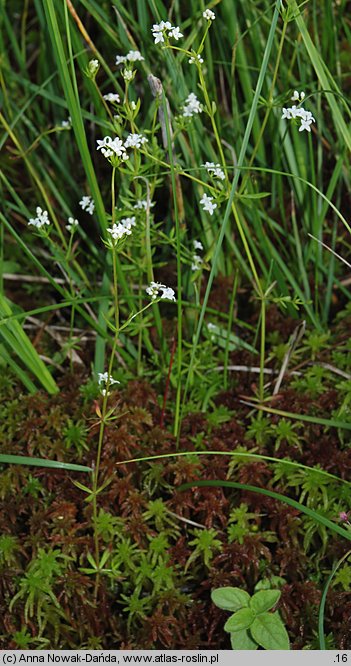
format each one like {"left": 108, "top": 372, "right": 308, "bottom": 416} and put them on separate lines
{"left": 0, "top": 455, "right": 91, "bottom": 472}
{"left": 251, "top": 612, "right": 290, "bottom": 650}
{"left": 230, "top": 629, "right": 257, "bottom": 650}
{"left": 224, "top": 608, "right": 255, "bottom": 633}
{"left": 211, "top": 587, "right": 250, "bottom": 612}
{"left": 250, "top": 590, "right": 281, "bottom": 614}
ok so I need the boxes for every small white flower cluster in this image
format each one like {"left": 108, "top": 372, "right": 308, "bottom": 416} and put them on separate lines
{"left": 115, "top": 50, "right": 144, "bottom": 66}
{"left": 152, "top": 21, "right": 183, "bottom": 45}
{"left": 203, "top": 9, "right": 216, "bottom": 20}
{"left": 88, "top": 59, "right": 99, "bottom": 76}
{"left": 79, "top": 196, "right": 95, "bottom": 215}
{"left": 192, "top": 240, "right": 204, "bottom": 271}
{"left": 281, "top": 91, "right": 315, "bottom": 133}
{"left": 122, "top": 69, "right": 134, "bottom": 82}
{"left": 97, "top": 133, "right": 147, "bottom": 161}
{"left": 146, "top": 281, "right": 176, "bottom": 301}
{"left": 134, "top": 199, "right": 155, "bottom": 210}
{"left": 189, "top": 54, "right": 204, "bottom": 65}
{"left": 28, "top": 207, "right": 50, "bottom": 229}
{"left": 107, "top": 216, "right": 136, "bottom": 243}
{"left": 202, "top": 161, "right": 225, "bottom": 180}
{"left": 182, "top": 93, "right": 202, "bottom": 118}
{"left": 200, "top": 193, "right": 217, "bottom": 215}
{"left": 96, "top": 136, "right": 128, "bottom": 161}
{"left": 124, "top": 133, "right": 148, "bottom": 149}
{"left": 103, "top": 92, "right": 120, "bottom": 103}
{"left": 98, "top": 372, "right": 120, "bottom": 397}
{"left": 66, "top": 217, "right": 79, "bottom": 232}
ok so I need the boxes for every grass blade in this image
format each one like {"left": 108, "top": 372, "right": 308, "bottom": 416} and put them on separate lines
{"left": 0, "top": 454, "right": 91, "bottom": 472}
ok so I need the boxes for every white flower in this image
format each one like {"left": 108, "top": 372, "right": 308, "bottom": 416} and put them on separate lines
{"left": 291, "top": 90, "right": 305, "bottom": 102}
{"left": 191, "top": 254, "right": 203, "bottom": 271}
{"left": 161, "top": 287, "right": 176, "bottom": 301}
{"left": 203, "top": 9, "right": 216, "bottom": 20}
{"left": 103, "top": 92, "right": 120, "bottom": 103}
{"left": 202, "top": 161, "right": 225, "bottom": 180}
{"left": 116, "top": 50, "right": 144, "bottom": 66}
{"left": 193, "top": 240, "right": 203, "bottom": 250}
{"left": 66, "top": 217, "right": 79, "bottom": 232}
{"left": 200, "top": 193, "right": 217, "bottom": 215}
{"left": 134, "top": 199, "right": 155, "bottom": 210}
{"left": 126, "top": 50, "right": 144, "bottom": 62}
{"left": 299, "top": 118, "right": 312, "bottom": 132}
{"left": 115, "top": 55, "right": 127, "bottom": 66}
{"left": 189, "top": 54, "right": 204, "bottom": 65}
{"left": 122, "top": 69, "right": 134, "bottom": 82}
{"left": 28, "top": 207, "right": 50, "bottom": 229}
{"left": 152, "top": 20, "right": 183, "bottom": 44}
{"left": 152, "top": 21, "right": 168, "bottom": 43}
{"left": 79, "top": 195, "right": 95, "bottom": 216}
{"left": 182, "top": 93, "right": 202, "bottom": 117}
{"left": 281, "top": 99, "right": 315, "bottom": 133}
{"left": 61, "top": 116, "right": 72, "bottom": 128}
{"left": 146, "top": 281, "right": 176, "bottom": 301}
{"left": 153, "top": 21, "right": 171, "bottom": 31}
{"left": 96, "top": 136, "right": 128, "bottom": 160}
{"left": 130, "top": 101, "right": 137, "bottom": 111}
{"left": 88, "top": 59, "right": 99, "bottom": 75}
{"left": 302, "top": 109, "right": 315, "bottom": 122}
{"left": 98, "top": 372, "right": 120, "bottom": 396}
{"left": 168, "top": 26, "right": 183, "bottom": 40}
{"left": 153, "top": 31, "right": 165, "bottom": 44}
{"left": 124, "top": 133, "right": 148, "bottom": 149}
{"left": 281, "top": 107, "right": 292, "bottom": 120}
{"left": 107, "top": 221, "right": 133, "bottom": 242}
{"left": 120, "top": 216, "right": 136, "bottom": 228}
{"left": 98, "top": 372, "right": 119, "bottom": 385}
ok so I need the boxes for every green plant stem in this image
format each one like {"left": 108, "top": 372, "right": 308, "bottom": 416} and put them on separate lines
{"left": 161, "top": 92, "right": 183, "bottom": 440}
{"left": 92, "top": 168, "right": 120, "bottom": 600}
{"left": 259, "top": 295, "right": 266, "bottom": 403}
{"left": 224, "top": 270, "right": 238, "bottom": 390}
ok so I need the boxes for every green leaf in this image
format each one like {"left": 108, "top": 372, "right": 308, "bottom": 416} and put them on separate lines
{"left": 211, "top": 587, "right": 250, "bottom": 612}
{"left": 251, "top": 612, "right": 290, "bottom": 650}
{"left": 250, "top": 590, "right": 281, "bottom": 614}
{"left": 224, "top": 608, "right": 255, "bottom": 633}
{"left": 0, "top": 293, "right": 58, "bottom": 394}
{"left": 237, "top": 191, "right": 271, "bottom": 200}
{"left": 230, "top": 629, "right": 258, "bottom": 650}
{"left": 71, "top": 480, "right": 93, "bottom": 492}
{"left": 0, "top": 455, "right": 91, "bottom": 472}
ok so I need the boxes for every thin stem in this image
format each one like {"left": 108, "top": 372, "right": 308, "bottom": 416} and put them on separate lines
{"left": 161, "top": 92, "right": 183, "bottom": 440}
{"left": 92, "top": 167, "right": 119, "bottom": 600}
{"left": 259, "top": 296, "right": 266, "bottom": 403}
{"left": 224, "top": 270, "right": 239, "bottom": 390}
